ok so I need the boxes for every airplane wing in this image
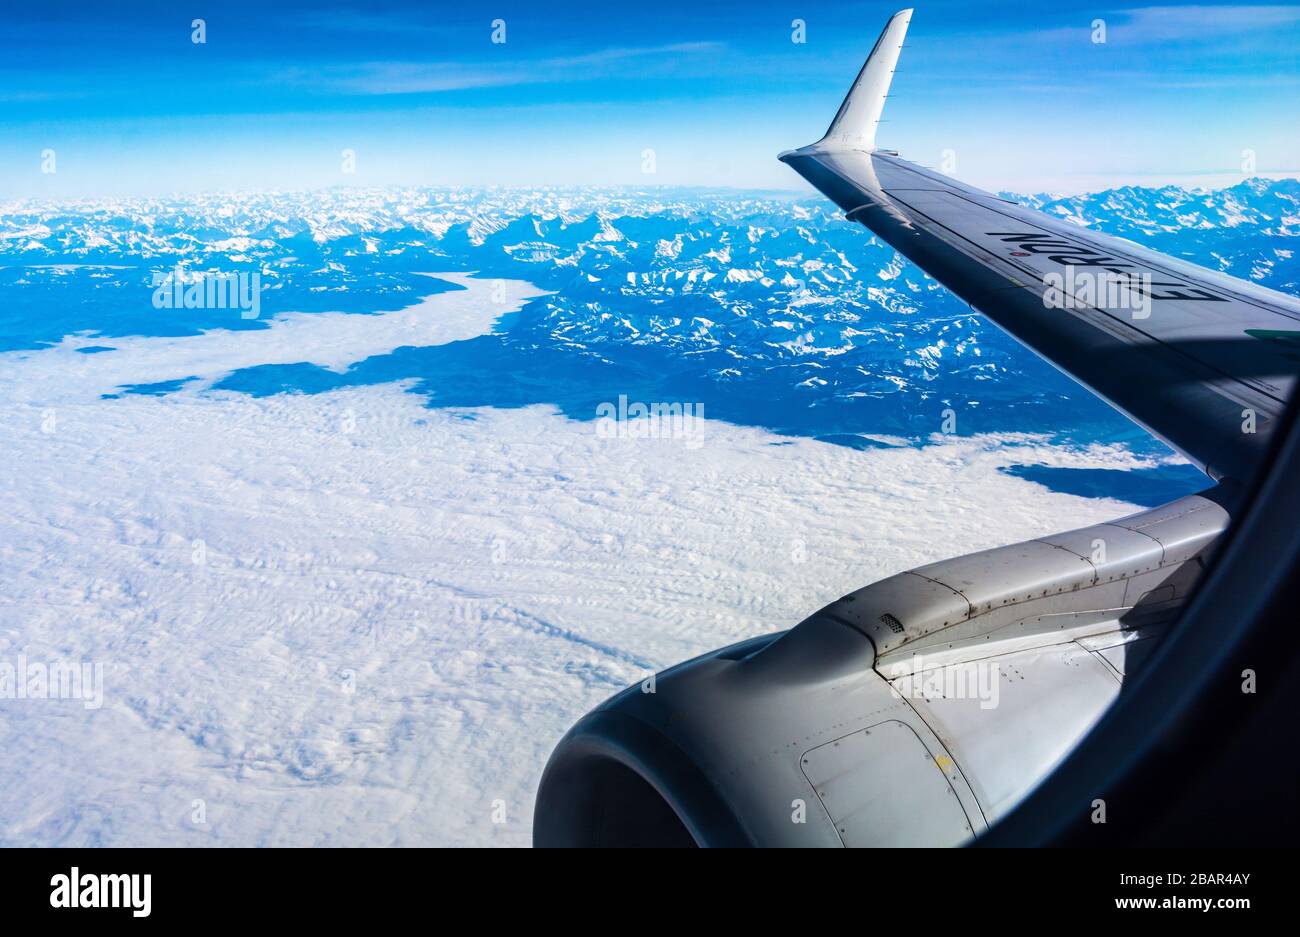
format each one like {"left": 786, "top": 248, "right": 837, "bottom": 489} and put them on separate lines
{"left": 533, "top": 9, "right": 1300, "bottom": 848}
{"left": 781, "top": 8, "right": 1300, "bottom": 483}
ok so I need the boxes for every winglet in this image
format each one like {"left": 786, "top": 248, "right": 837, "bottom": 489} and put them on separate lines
{"left": 818, "top": 8, "right": 912, "bottom": 151}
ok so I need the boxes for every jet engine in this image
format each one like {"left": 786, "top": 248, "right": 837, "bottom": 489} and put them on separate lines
{"left": 533, "top": 491, "right": 1230, "bottom": 846}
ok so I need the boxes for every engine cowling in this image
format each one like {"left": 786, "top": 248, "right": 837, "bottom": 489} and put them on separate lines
{"left": 533, "top": 492, "right": 1229, "bottom": 847}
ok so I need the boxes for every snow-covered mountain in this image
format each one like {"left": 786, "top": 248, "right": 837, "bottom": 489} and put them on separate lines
{"left": 4, "top": 180, "right": 1296, "bottom": 457}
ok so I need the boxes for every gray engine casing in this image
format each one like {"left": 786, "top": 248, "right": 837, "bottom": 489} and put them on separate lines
{"left": 533, "top": 492, "right": 1229, "bottom": 847}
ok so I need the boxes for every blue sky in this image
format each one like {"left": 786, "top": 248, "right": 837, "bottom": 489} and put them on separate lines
{"left": 3, "top": 1, "right": 1298, "bottom": 197}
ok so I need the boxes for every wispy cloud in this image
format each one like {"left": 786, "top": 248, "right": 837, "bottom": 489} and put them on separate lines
{"left": 543, "top": 41, "right": 722, "bottom": 69}
{"left": 993, "top": 4, "right": 1300, "bottom": 50}
{"left": 1116, "top": 4, "right": 1300, "bottom": 40}
{"left": 276, "top": 62, "right": 515, "bottom": 95}
{"left": 1019, "top": 4, "right": 1300, "bottom": 46}
{"left": 274, "top": 41, "right": 726, "bottom": 95}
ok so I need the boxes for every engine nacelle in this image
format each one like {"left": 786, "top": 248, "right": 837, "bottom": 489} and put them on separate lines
{"left": 533, "top": 492, "right": 1229, "bottom": 847}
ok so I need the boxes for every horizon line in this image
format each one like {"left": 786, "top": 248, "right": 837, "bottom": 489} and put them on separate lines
{"left": 4, "top": 173, "right": 1300, "bottom": 211}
